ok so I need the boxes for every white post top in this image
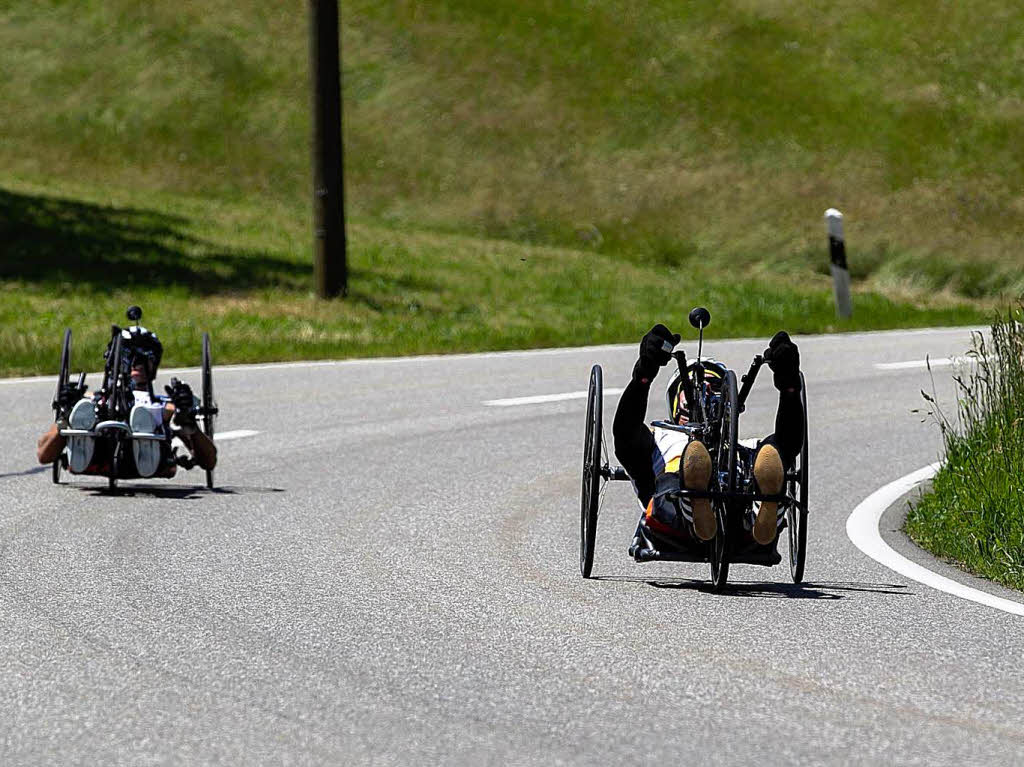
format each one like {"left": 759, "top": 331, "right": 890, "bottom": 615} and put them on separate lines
{"left": 825, "top": 208, "right": 844, "bottom": 239}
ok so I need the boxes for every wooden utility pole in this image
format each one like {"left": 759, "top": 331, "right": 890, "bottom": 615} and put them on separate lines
{"left": 309, "top": 0, "right": 347, "bottom": 297}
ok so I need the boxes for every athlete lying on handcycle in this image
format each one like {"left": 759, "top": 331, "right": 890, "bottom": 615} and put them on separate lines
{"left": 37, "top": 310, "right": 216, "bottom": 479}
{"left": 614, "top": 324, "right": 804, "bottom": 559}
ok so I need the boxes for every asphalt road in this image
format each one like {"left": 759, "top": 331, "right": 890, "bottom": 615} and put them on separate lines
{"left": 2, "top": 326, "right": 1023, "bottom": 765}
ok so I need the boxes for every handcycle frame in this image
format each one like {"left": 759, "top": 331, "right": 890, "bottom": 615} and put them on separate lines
{"left": 52, "top": 322, "right": 219, "bottom": 491}
{"left": 579, "top": 319, "right": 809, "bottom": 589}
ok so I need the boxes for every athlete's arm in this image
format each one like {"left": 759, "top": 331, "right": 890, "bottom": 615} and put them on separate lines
{"left": 763, "top": 331, "right": 804, "bottom": 467}
{"left": 37, "top": 382, "right": 89, "bottom": 464}
{"left": 612, "top": 324, "right": 679, "bottom": 505}
{"left": 37, "top": 424, "right": 65, "bottom": 464}
{"left": 164, "top": 380, "right": 217, "bottom": 471}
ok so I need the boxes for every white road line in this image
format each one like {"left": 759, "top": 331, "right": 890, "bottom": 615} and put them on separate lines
{"left": 484, "top": 388, "right": 625, "bottom": 407}
{"left": 875, "top": 357, "right": 956, "bottom": 370}
{"left": 215, "top": 430, "right": 260, "bottom": 441}
{"left": 846, "top": 463, "right": 1024, "bottom": 617}
{"left": 873, "top": 356, "right": 976, "bottom": 371}
{"left": 0, "top": 325, "right": 984, "bottom": 387}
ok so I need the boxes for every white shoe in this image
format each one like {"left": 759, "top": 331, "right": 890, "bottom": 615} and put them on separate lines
{"left": 67, "top": 399, "right": 97, "bottom": 473}
{"left": 130, "top": 404, "right": 162, "bottom": 478}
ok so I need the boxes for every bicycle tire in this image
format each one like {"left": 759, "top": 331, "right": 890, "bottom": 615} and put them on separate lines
{"left": 580, "top": 365, "right": 602, "bottom": 578}
{"left": 201, "top": 332, "right": 216, "bottom": 490}
{"left": 788, "top": 372, "right": 809, "bottom": 583}
{"left": 709, "top": 370, "right": 738, "bottom": 591}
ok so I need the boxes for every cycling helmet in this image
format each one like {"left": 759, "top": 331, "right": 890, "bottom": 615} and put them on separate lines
{"left": 666, "top": 358, "right": 727, "bottom": 423}
{"left": 121, "top": 306, "right": 163, "bottom": 380}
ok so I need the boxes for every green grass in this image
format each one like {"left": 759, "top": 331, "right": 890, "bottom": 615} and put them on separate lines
{"left": 0, "top": 177, "right": 987, "bottom": 376}
{"left": 906, "top": 308, "right": 1024, "bottom": 591}
{"left": 0, "top": 1, "right": 1021, "bottom": 375}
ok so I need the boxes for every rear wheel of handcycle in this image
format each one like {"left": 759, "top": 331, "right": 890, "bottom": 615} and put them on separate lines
{"left": 787, "top": 372, "right": 809, "bottom": 583}
{"left": 52, "top": 328, "right": 72, "bottom": 484}
{"left": 709, "top": 370, "right": 739, "bottom": 591}
{"left": 201, "top": 332, "right": 216, "bottom": 490}
{"left": 579, "top": 364, "right": 602, "bottom": 578}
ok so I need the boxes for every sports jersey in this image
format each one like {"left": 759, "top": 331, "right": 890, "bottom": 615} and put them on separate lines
{"left": 131, "top": 391, "right": 166, "bottom": 428}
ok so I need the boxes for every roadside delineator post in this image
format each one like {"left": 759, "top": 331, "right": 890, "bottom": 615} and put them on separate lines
{"left": 826, "top": 208, "right": 852, "bottom": 319}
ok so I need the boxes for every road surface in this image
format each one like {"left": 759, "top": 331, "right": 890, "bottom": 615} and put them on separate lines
{"left": 1, "top": 326, "right": 1022, "bottom": 765}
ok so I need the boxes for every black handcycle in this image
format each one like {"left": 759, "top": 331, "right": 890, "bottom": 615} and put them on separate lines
{"left": 579, "top": 307, "right": 808, "bottom": 590}
{"left": 52, "top": 311, "right": 219, "bottom": 491}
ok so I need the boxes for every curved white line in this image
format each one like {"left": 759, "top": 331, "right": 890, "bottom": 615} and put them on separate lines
{"left": 846, "top": 463, "right": 1024, "bottom": 616}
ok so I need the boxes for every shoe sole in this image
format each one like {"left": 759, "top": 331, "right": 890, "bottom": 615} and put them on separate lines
{"left": 67, "top": 400, "right": 97, "bottom": 474}
{"left": 753, "top": 444, "right": 785, "bottom": 545}
{"left": 683, "top": 441, "right": 715, "bottom": 542}
{"left": 130, "top": 405, "right": 162, "bottom": 478}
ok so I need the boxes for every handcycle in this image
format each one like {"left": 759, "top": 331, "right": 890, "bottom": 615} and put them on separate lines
{"left": 579, "top": 307, "right": 808, "bottom": 590}
{"left": 51, "top": 308, "right": 219, "bottom": 491}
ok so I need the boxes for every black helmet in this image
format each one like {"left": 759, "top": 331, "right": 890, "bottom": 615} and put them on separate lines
{"left": 121, "top": 306, "right": 163, "bottom": 379}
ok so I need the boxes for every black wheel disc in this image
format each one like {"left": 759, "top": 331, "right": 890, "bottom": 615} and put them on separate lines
{"left": 108, "top": 442, "right": 119, "bottom": 492}
{"left": 54, "top": 328, "right": 71, "bottom": 411}
{"left": 709, "top": 370, "right": 738, "bottom": 591}
{"left": 106, "top": 330, "right": 128, "bottom": 420}
{"left": 788, "top": 372, "right": 809, "bottom": 583}
{"left": 201, "top": 332, "right": 216, "bottom": 490}
{"left": 580, "top": 365, "right": 602, "bottom": 578}
{"left": 52, "top": 328, "right": 74, "bottom": 484}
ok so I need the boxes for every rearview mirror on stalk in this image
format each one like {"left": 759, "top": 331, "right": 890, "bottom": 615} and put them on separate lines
{"left": 689, "top": 307, "right": 711, "bottom": 329}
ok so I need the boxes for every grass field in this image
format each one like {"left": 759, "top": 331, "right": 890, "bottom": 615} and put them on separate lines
{"left": 2, "top": 1, "right": 1021, "bottom": 374}
{"left": 905, "top": 309, "right": 1024, "bottom": 591}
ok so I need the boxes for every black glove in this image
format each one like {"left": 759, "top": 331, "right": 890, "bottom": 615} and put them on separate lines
{"left": 764, "top": 331, "right": 801, "bottom": 391}
{"left": 165, "top": 378, "right": 196, "bottom": 416}
{"left": 55, "top": 379, "right": 87, "bottom": 417}
{"left": 632, "top": 324, "right": 680, "bottom": 383}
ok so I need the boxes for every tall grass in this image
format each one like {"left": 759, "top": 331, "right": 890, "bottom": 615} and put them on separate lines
{"left": 906, "top": 307, "right": 1024, "bottom": 590}
{"left": 4, "top": 1, "right": 1024, "bottom": 302}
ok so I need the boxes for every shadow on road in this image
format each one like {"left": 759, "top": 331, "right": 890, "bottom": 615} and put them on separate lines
{"left": 593, "top": 575, "right": 911, "bottom": 600}
{"left": 78, "top": 484, "right": 285, "bottom": 499}
{"left": 0, "top": 466, "right": 50, "bottom": 480}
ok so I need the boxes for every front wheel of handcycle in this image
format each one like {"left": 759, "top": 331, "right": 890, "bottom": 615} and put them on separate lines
{"left": 108, "top": 443, "right": 120, "bottom": 493}
{"left": 709, "top": 370, "right": 739, "bottom": 591}
{"left": 787, "top": 372, "right": 809, "bottom": 583}
{"left": 579, "top": 364, "right": 603, "bottom": 578}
